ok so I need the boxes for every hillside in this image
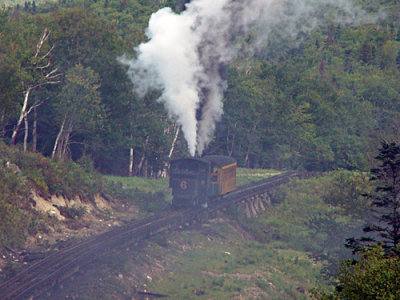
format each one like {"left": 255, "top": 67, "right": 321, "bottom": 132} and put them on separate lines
{"left": 0, "top": 0, "right": 399, "bottom": 174}
{"left": 1, "top": 0, "right": 400, "bottom": 298}
{"left": 0, "top": 142, "right": 168, "bottom": 282}
{"left": 21, "top": 171, "right": 372, "bottom": 299}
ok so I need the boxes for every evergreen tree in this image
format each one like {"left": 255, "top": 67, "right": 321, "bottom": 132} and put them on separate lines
{"left": 346, "top": 141, "right": 400, "bottom": 255}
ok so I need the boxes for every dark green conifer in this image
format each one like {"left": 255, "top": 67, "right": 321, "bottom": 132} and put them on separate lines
{"left": 346, "top": 141, "right": 400, "bottom": 256}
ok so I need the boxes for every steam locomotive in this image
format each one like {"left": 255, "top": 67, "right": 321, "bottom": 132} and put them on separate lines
{"left": 169, "top": 155, "right": 237, "bottom": 208}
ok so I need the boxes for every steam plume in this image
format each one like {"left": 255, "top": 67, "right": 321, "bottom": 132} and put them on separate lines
{"left": 120, "top": 0, "right": 380, "bottom": 156}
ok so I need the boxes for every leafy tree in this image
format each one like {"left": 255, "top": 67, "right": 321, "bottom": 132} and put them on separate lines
{"left": 337, "top": 245, "right": 400, "bottom": 300}
{"left": 312, "top": 245, "right": 400, "bottom": 300}
{"left": 219, "top": 63, "right": 276, "bottom": 167}
{"left": 0, "top": 54, "right": 20, "bottom": 138}
{"left": 9, "top": 27, "right": 61, "bottom": 150}
{"left": 51, "top": 64, "right": 104, "bottom": 161}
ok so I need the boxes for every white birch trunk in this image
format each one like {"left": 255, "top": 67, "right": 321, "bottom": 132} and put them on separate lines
{"left": 0, "top": 109, "right": 5, "bottom": 138}
{"left": 10, "top": 28, "right": 60, "bottom": 147}
{"left": 23, "top": 115, "right": 28, "bottom": 152}
{"left": 137, "top": 136, "right": 149, "bottom": 176}
{"left": 61, "top": 122, "right": 72, "bottom": 160}
{"left": 160, "top": 126, "right": 180, "bottom": 178}
{"left": 52, "top": 116, "right": 66, "bottom": 159}
{"left": 129, "top": 147, "right": 134, "bottom": 177}
{"left": 32, "top": 107, "right": 37, "bottom": 152}
{"left": 11, "top": 87, "right": 31, "bottom": 145}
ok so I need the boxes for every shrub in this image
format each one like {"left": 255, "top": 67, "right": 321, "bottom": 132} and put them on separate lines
{"left": 56, "top": 205, "right": 87, "bottom": 219}
{"left": 0, "top": 143, "right": 104, "bottom": 250}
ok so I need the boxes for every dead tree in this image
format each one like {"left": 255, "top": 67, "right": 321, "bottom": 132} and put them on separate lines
{"left": 10, "top": 28, "right": 61, "bottom": 149}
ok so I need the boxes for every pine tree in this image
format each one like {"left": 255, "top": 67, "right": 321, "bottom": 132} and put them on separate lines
{"left": 346, "top": 141, "right": 400, "bottom": 256}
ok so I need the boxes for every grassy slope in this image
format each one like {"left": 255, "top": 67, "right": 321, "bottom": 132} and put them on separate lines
{"left": 74, "top": 170, "right": 370, "bottom": 299}
{"left": 0, "top": 0, "right": 51, "bottom": 6}
{"left": 1, "top": 155, "right": 372, "bottom": 299}
{"left": 147, "top": 223, "right": 325, "bottom": 299}
{"left": 143, "top": 171, "right": 371, "bottom": 299}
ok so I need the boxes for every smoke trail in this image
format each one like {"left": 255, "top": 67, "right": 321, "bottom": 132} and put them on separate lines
{"left": 120, "top": 0, "right": 381, "bottom": 156}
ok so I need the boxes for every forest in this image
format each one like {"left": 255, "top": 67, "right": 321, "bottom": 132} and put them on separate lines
{"left": 1, "top": 0, "right": 400, "bottom": 176}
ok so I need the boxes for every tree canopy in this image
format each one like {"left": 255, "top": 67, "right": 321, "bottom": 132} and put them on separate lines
{"left": 0, "top": 0, "right": 400, "bottom": 175}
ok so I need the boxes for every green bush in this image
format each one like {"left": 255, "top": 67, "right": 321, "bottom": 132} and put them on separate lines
{"left": 0, "top": 200, "right": 29, "bottom": 248}
{"left": 322, "top": 171, "right": 372, "bottom": 216}
{"left": 57, "top": 205, "right": 87, "bottom": 219}
{"left": 0, "top": 145, "right": 104, "bottom": 201}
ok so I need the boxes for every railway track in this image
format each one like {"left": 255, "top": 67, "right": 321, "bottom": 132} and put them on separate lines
{"left": 0, "top": 171, "right": 311, "bottom": 299}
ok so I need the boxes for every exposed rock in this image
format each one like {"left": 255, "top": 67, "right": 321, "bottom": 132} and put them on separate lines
{"left": 31, "top": 191, "right": 65, "bottom": 220}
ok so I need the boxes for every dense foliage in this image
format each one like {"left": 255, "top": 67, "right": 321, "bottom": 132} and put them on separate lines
{"left": 313, "top": 141, "right": 400, "bottom": 299}
{"left": 0, "top": 0, "right": 399, "bottom": 174}
{"left": 312, "top": 245, "right": 400, "bottom": 300}
{"left": 337, "top": 245, "right": 400, "bottom": 300}
{"left": 235, "top": 171, "right": 373, "bottom": 280}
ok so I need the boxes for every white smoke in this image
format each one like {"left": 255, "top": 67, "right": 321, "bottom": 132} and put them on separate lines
{"left": 120, "top": 0, "right": 381, "bottom": 156}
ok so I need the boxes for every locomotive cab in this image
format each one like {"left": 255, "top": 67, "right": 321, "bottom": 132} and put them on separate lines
{"left": 169, "top": 156, "right": 236, "bottom": 208}
{"left": 169, "top": 158, "right": 210, "bottom": 208}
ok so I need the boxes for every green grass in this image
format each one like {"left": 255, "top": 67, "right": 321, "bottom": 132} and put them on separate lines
{"left": 236, "top": 168, "right": 282, "bottom": 186}
{"left": 0, "top": 0, "right": 53, "bottom": 7}
{"left": 30, "top": 169, "right": 372, "bottom": 299}
{"left": 147, "top": 223, "right": 327, "bottom": 299}
{"left": 104, "top": 175, "right": 169, "bottom": 194}
{"left": 144, "top": 171, "right": 372, "bottom": 299}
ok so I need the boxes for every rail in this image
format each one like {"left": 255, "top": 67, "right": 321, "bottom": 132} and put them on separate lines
{"left": 0, "top": 172, "right": 313, "bottom": 299}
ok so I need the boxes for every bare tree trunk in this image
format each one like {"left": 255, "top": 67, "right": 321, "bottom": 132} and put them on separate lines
{"left": 143, "top": 159, "right": 148, "bottom": 177}
{"left": 226, "top": 122, "right": 237, "bottom": 157}
{"left": 129, "top": 146, "right": 134, "bottom": 177}
{"left": 61, "top": 121, "right": 73, "bottom": 160}
{"left": 245, "top": 146, "right": 250, "bottom": 167}
{"left": 52, "top": 116, "right": 66, "bottom": 159}
{"left": 168, "top": 126, "right": 180, "bottom": 158}
{"left": 137, "top": 152, "right": 145, "bottom": 176}
{"left": 11, "top": 87, "right": 31, "bottom": 145}
{"left": 244, "top": 124, "right": 257, "bottom": 168}
{"left": 160, "top": 125, "right": 180, "bottom": 178}
{"left": 32, "top": 107, "right": 37, "bottom": 152}
{"left": 137, "top": 136, "right": 149, "bottom": 176}
{"left": 0, "top": 109, "right": 5, "bottom": 138}
{"left": 23, "top": 115, "right": 28, "bottom": 152}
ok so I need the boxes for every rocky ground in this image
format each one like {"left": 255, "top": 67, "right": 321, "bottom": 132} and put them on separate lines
{"left": 0, "top": 191, "right": 140, "bottom": 282}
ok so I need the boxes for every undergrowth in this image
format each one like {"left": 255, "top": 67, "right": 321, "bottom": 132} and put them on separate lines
{"left": 235, "top": 170, "right": 373, "bottom": 279}
{"left": 142, "top": 171, "right": 374, "bottom": 299}
{"left": 0, "top": 142, "right": 105, "bottom": 250}
{"left": 24, "top": 169, "right": 375, "bottom": 299}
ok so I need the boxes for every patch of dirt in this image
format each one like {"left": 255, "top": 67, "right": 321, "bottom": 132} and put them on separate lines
{"left": 29, "top": 191, "right": 140, "bottom": 246}
{"left": 0, "top": 191, "right": 140, "bottom": 275}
